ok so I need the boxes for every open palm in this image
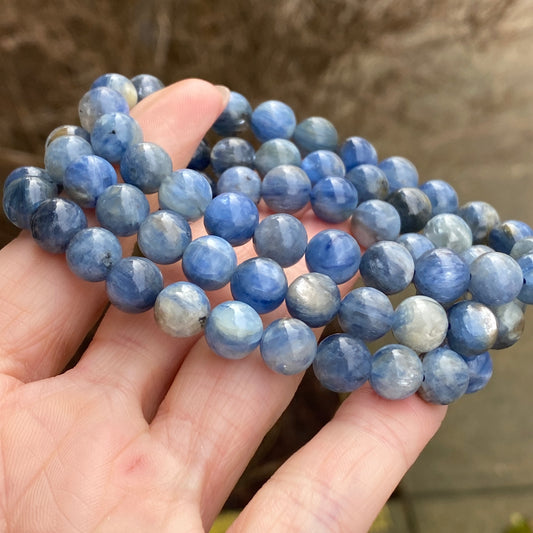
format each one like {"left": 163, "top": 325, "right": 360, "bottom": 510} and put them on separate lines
{"left": 0, "top": 80, "right": 446, "bottom": 533}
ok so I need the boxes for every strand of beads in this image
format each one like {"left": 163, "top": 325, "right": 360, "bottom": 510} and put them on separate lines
{"left": 4, "top": 74, "right": 533, "bottom": 406}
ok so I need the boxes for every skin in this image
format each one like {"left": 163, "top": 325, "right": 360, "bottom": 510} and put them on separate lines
{"left": 0, "top": 79, "right": 446, "bottom": 533}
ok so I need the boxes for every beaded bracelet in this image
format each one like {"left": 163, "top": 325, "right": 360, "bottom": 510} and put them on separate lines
{"left": 4, "top": 73, "right": 533, "bottom": 406}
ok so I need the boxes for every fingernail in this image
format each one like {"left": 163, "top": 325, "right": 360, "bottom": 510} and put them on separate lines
{"left": 215, "top": 84, "right": 231, "bottom": 107}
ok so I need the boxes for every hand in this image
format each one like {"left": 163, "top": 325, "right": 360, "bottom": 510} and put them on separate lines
{"left": 0, "top": 79, "right": 446, "bottom": 533}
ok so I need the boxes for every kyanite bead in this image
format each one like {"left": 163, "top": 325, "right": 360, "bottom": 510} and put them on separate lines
{"left": 370, "top": 344, "right": 424, "bottom": 400}
{"left": 285, "top": 272, "right": 341, "bottom": 327}
{"left": 461, "top": 351, "right": 493, "bottom": 394}
{"left": 313, "top": 334, "right": 372, "bottom": 393}
{"left": 511, "top": 237, "right": 533, "bottom": 260}
{"left": 457, "top": 201, "right": 500, "bottom": 244}
{"left": 63, "top": 154, "right": 117, "bottom": 208}
{"left": 137, "top": 210, "right": 192, "bottom": 264}
{"left": 337, "top": 287, "right": 393, "bottom": 341}
{"left": 254, "top": 138, "right": 301, "bottom": 177}
{"left": 491, "top": 301, "right": 525, "bottom": 349}
{"left": 310, "top": 177, "right": 358, "bottom": 223}
{"left": 459, "top": 244, "right": 492, "bottom": 266}
{"left": 188, "top": 139, "right": 210, "bottom": 171}
{"left": 45, "top": 125, "right": 90, "bottom": 149}
{"left": 230, "top": 257, "right": 288, "bottom": 314}
{"left": 90, "top": 112, "right": 143, "bottom": 163}
{"left": 251, "top": 100, "right": 296, "bottom": 142}
{"left": 419, "top": 347, "right": 470, "bottom": 405}
{"left": 91, "top": 73, "right": 138, "bottom": 108}
{"left": 154, "top": 282, "right": 210, "bottom": 337}
{"left": 131, "top": 74, "right": 165, "bottom": 101}
{"left": 392, "top": 296, "right": 448, "bottom": 353}
{"left": 30, "top": 198, "right": 87, "bottom": 254}
{"left": 469, "top": 252, "right": 523, "bottom": 306}
{"left": 120, "top": 142, "right": 172, "bottom": 194}
{"left": 159, "top": 169, "right": 213, "bottom": 222}
{"left": 489, "top": 220, "right": 533, "bottom": 254}
{"left": 182, "top": 235, "right": 237, "bottom": 290}
{"left": 293, "top": 116, "right": 338, "bottom": 153}
{"left": 3, "top": 175, "right": 57, "bottom": 229}
{"left": 305, "top": 229, "right": 361, "bottom": 284}
{"left": 4, "top": 166, "right": 54, "bottom": 191}
{"left": 204, "top": 192, "right": 259, "bottom": 246}
{"left": 517, "top": 252, "right": 533, "bottom": 304}
{"left": 447, "top": 301, "right": 498, "bottom": 356}
{"left": 419, "top": 179, "right": 459, "bottom": 215}
{"left": 350, "top": 199, "right": 401, "bottom": 248}
{"left": 339, "top": 136, "right": 378, "bottom": 171}
{"left": 253, "top": 213, "right": 307, "bottom": 267}
{"left": 210, "top": 137, "right": 255, "bottom": 176}
{"left": 95, "top": 183, "right": 150, "bottom": 237}
{"left": 261, "top": 165, "right": 312, "bottom": 214}
{"left": 359, "top": 241, "right": 414, "bottom": 295}
{"left": 217, "top": 166, "right": 261, "bottom": 203}
{"left": 44, "top": 135, "right": 94, "bottom": 184}
{"left": 413, "top": 248, "right": 470, "bottom": 304}
{"left": 386, "top": 187, "right": 432, "bottom": 233}
{"left": 66, "top": 227, "right": 122, "bottom": 282}
{"left": 106, "top": 257, "right": 163, "bottom": 313}
{"left": 260, "top": 318, "right": 317, "bottom": 375}
{"left": 301, "top": 150, "right": 345, "bottom": 186}
{"left": 205, "top": 301, "right": 263, "bottom": 359}
{"left": 345, "top": 164, "right": 389, "bottom": 202}
{"left": 78, "top": 87, "right": 129, "bottom": 132}
{"left": 378, "top": 156, "right": 419, "bottom": 191}
{"left": 422, "top": 213, "right": 473, "bottom": 253}
{"left": 212, "top": 91, "right": 252, "bottom": 136}
{"left": 396, "top": 233, "right": 435, "bottom": 262}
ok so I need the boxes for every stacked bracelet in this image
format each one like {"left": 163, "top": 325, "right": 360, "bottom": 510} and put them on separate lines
{"left": 4, "top": 73, "right": 533, "bottom": 406}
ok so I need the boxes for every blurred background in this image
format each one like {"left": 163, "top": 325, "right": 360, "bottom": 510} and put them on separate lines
{"left": 1, "top": 0, "right": 533, "bottom": 531}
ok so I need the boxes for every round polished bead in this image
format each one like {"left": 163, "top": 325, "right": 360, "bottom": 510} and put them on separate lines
{"left": 419, "top": 179, "right": 459, "bottom": 215}
{"left": 370, "top": 344, "right": 424, "bottom": 400}
{"left": 205, "top": 300, "right": 263, "bottom": 359}
{"left": 254, "top": 138, "right": 301, "bottom": 176}
{"left": 63, "top": 154, "right": 117, "bottom": 208}
{"left": 350, "top": 199, "right": 401, "bottom": 248}
{"left": 378, "top": 156, "right": 418, "bottom": 191}
{"left": 339, "top": 136, "right": 378, "bottom": 171}
{"left": 517, "top": 252, "right": 533, "bottom": 304}
{"left": 253, "top": 213, "right": 308, "bottom": 267}
{"left": 305, "top": 229, "right": 361, "bottom": 284}
{"left": 217, "top": 166, "right": 261, "bottom": 203}
{"left": 413, "top": 248, "right": 470, "bottom": 304}
{"left": 511, "top": 237, "right": 533, "bottom": 260}
{"left": 78, "top": 87, "right": 129, "bottom": 132}
{"left": 422, "top": 213, "right": 473, "bottom": 253}
{"left": 92, "top": 73, "right": 138, "bottom": 108}
{"left": 90, "top": 112, "right": 143, "bottom": 163}
{"left": 260, "top": 318, "right": 317, "bottom": 375}
{"left": 345, "top": 164, "right": 389, "bottom": 202}
{"left": 230, "top": 257, "right": 288, "bottom": 314}
{"left": 106, "top": 257, "right": 163, "bottom": 313}
{"left": 459, "top": 244, "right": 492, "bottom": 266}
{"left": 30, "top": 198, "right": 87, "bottom": 254}
{"left": 313, "top": 334, "right": 372, "bottom": 393}
{"left": 44, "top": 135, "right": 94, "bottom": 184}
{"left": 489, "top": 220, "right": 533, "bottom": 254}
{"left": 182, "top": 235, "right": 237, "bottom": 291}
{"left": 45, "top": 125, "right": 91, "bottom": 149}
{"left": 188, "top": 139, "right": 210, "bottom": 171}
{"left": 285, "top": 272, "right": 341, "bottom": 327}
{"left": 159, "top": 169, "right": 213, "bottom": 222}
{"left": 457, "top": 201, "right": 500, "bottom": 244}
{"left": 66, "top": 227, "right": 122, "bottom": 282}
{"left": 4, "top": 166, "right": 54, "bottom": 191}
{"left": 491, "top": 301, "right": 525, "bottom": 349}
{"left": 396, "top": 233, "right": 435, "bottom": 262}
{"left": 204, "top": 192, "right": 259, "bottom": 246}
{"left": 251, "top": 100, "right": 296, "bottom": 142}
{"left": 386, "top": 187, "right": 432, "bottom": 233}
{"left": 392, "top": 296, "right": 448, "bottom": 353}
{"left": 359, "top": 241, "right": 414, "bottom": 294}
{"left": 337, "top": 287, "right": 393, "bottom": 341}
{"left": 419, "top": 347, "right": 470, "bottom": 405}
{"left": 261, "top": 165, "right": 312, "bottom": 214}
{"left": 137, "top": 210, "right": 192, "bottom": 264}
{"left": 212, "top": 91, "right": 252, "bottom": 136}
{"left": 154, "top": 282, "right": 210, "bottom": 337}
{"left": 210, "top": 137, "right": 255, "bottom": 176}
{"left": 447, "top": 301, "right": 498, "bottom": 356}
{"left": 301, "top": 150, "right": 345, "bottom": 186}
{"left": 461, "top": 351, "right": 493, "bottom": 393}
{"left": 293, "top": 116, "right": 338, "bottom": 153}
{"left": 131, "top": 74, "right": 164, "bottom": 101}
{"left": 95, "top": 183, "right": 149, "bottom": 237}
{"left": 310, "top": 177, "right": 358, "bottom": 223}
{"left": 469, "top": 252, "right": 524, "bottom": 306}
